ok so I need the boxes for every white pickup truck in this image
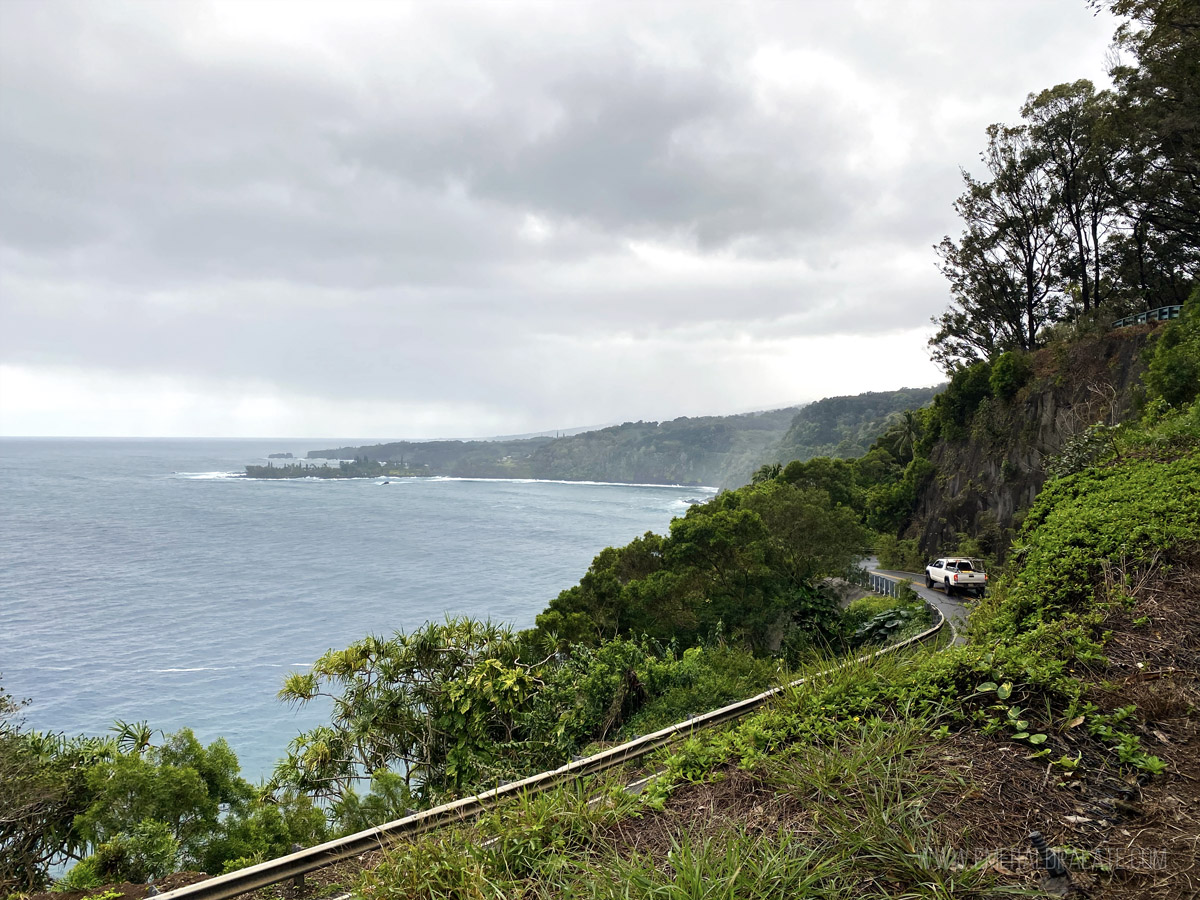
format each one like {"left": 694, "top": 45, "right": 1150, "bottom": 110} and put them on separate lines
{"left": 925, "top": 557, "right": 988, "bottom": 598}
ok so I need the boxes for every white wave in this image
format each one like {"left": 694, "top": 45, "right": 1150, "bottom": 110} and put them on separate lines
{"left": 173, "top": 471, "right": 242, "bottom": 480}
{"left": 421, "top": 476, "right": 719, "bottom": 490}
{"left": 151, "top": 666, "right": 237, "bottom": 673}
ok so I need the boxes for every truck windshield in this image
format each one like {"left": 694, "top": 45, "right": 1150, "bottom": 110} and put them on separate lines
{"left": 956, "top": 561, "right": 973, "bottom": 571}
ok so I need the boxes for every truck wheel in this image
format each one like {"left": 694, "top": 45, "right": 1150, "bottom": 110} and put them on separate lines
{"left": 944, "top": 578, "right": 954, "bottom": 596}
{"left": 925, "top": 573, "right": 933, "bottom": 588}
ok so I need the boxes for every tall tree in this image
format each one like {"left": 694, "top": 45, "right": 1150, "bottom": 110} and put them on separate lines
{"left": 1022, "top": 80, "right": 1120, "bottom": 314}
{"left": 1108, "top": 0, "right": 1200, "bottom": 252}
{"left": 932, "top": 124, "right": 1065, "bottom": 370}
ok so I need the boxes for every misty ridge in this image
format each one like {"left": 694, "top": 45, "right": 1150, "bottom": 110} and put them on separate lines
{"left": 270, "top": 385, "right": 943, "bottom": 487}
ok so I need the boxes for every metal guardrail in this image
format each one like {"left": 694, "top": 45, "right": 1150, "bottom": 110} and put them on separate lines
{"left": 1111, "top": 305, "right": 1182, "bottom": 329}
{"left": 156, "top": 576, "right": 942, "bottom": 900}
{"left": 868, "top": 571, "right": 901, "bottom": 598}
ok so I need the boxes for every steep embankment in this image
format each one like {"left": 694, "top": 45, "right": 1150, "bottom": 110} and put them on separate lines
{"left": 908, "top": 327, "right": 1154, "bottom": 555}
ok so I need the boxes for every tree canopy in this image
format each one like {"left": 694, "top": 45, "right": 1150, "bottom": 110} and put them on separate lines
{"left": 932, "top": 0, "right": 1198, "bottom": 370}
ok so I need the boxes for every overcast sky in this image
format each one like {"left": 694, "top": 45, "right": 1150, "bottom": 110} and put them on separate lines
{"left": 0, "top": 0, "right": 1117, "bottom": 439}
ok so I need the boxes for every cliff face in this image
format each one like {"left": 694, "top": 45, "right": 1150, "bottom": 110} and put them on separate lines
{"left": 909, "top": 327, "right": 1155, "bottom": 557}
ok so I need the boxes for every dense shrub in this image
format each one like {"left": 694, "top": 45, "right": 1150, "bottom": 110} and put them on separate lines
{"left": 1145, "top": 286, "right": 1200, "bottom": 407}
{"left": 989, "top": 350, "right": 1033, "bottom": 400}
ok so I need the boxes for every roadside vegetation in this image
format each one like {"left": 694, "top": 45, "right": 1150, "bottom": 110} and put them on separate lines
{"left": 326, "top": 396, "right": 1200, "bottom": 899}
{"left": 2, "top": 0, "right": 1196, "bottom": 895}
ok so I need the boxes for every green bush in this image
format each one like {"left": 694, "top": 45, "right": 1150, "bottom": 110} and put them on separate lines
{"left": 875, "top": 534, "right": 924, "bottom": 571}
{"left": 1145, "top": 285, "right": 1200, "bottom": 407}
{"left": 989, "top": 350, "right": 1033, "bottom": 400}
{"left": 928, "top": 360, "right": 993, "bottom": 442}
{"left": 53, "top": 858, "right": 104, "bottom": 893}
{"left": 90, "top": 819, "right": 179, "bottom": 883}
{"left": 620, "top": 646, "right": 777, "bottom": 736}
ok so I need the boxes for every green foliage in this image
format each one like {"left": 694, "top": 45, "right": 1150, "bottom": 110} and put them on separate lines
{"left": 931, "top": 5, "right": 1198, "bottom": 373}
{"left": 987, "top": 453, "right": 1200, "bottom": 638}
{"left": 1145, "top": 285, "right": 1200, "bottom": 406}
{"left": 758, "top": 386, "right": 942, "bottom": 482}
{"left": 928, "top": 361, "right": 993, "bottom": 441}
{"left": 89, "top": 819, "right": 179, "bottom": 884}
{"left": 989, "top": 350, "right": 1033, "bottom": 399}
{"left": 310, "top": 407, "right": 805, "bottom": 489}
{"left": 1046, "top": 421, "right": 1122, "bottom": 479}
{"left": 620, "top": 646, "right": 777, "bottom": 737}
{"left": 535, "top": 480, "right": 863, "bottom": 655}
{"left": 275, "top": 619, "right": 543, "bottom": 805}
{"left": 1, "top": 685, "right": 117, "bottom": 893}
{"left": 845, "top": 591, "right": 931, "bottom": 648}
{"left": 750, "top": 461, "right": 782, "bottom": 484}
{"left": 359, "top": 832, "right": 511, "bottom": 900}
{"left": 528, "top": 637, "right": 674, "bottom": 756}
{"left": 874, "top": 534, "right": 924, "bottom": 571}
{"left": 201, "top": 790, "right": 328, "bottom": 876}
{"left": 53, "top": 858, "right": 103, "bottom": 893}
{"left": 74, "top": 729, "right": 253, "bottom": 868}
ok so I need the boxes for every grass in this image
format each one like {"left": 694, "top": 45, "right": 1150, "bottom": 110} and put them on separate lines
{"left": 357, "top": 716, "right": 1022, "bottom": 899}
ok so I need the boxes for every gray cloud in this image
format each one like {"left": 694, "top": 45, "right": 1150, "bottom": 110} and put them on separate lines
{"left": 0, "top": 0, "right": 1117, "bottom": 435}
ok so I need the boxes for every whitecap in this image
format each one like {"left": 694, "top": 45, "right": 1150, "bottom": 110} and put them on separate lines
{"left": 419, "top": 476, "right": 719, "bottom": 490}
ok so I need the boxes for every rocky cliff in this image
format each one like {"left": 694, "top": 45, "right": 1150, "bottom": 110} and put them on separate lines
{"left": 910, "top": 326, "right": 1156, "bottom": 557}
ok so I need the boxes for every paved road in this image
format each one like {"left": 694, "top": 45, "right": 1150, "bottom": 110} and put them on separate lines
{"left": 860, "top": 557, "right": 970, "bottom": 645}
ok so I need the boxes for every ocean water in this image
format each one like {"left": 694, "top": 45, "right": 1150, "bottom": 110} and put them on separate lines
{"left": 0, "top": 438, "right": 713, "bottom": 782}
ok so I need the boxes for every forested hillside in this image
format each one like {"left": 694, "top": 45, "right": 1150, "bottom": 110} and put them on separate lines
{"left": 726, "top": 385, "right": 943, "bottom": 487}
{"left": 305, "top": 393, "right": 947, "bottom": 490}
{"left": 306, "top": 437, "right": 554, "bottom": 478}
{"left": 526, "top": 408, "right": 801, "bottom": 486}
{"left": 307, "top": 407, "right": 804, "bottom": 486}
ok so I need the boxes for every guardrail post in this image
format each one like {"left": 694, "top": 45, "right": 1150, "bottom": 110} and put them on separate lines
{"left": 291, "top": 845, "right": 304, "bottom": 893}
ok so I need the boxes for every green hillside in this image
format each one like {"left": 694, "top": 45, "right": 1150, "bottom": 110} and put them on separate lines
{"left": 725, "top": 385, "right": 943, "bottom": 487}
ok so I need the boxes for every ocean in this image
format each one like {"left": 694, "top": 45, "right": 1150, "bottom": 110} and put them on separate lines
{"left": 0, "top": 438, "right": 713, "bottom": 782}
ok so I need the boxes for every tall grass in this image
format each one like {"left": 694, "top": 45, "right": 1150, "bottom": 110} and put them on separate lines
{"left": 359, "top": 716, "right": 1014, "bottom": 899}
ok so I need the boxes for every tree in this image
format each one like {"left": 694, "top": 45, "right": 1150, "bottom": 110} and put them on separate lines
{"left": 74, "top": 729, "right": 254, "bottom": 870}
{"left": 932, "top": 124, "right": 1065, "bottom": 370}
{"left": 1, "top": 683, "right": 116, "bottom": 891}
{"left": 274, "top": 619, "right": 548, "bottom": 804}
{"left": 751, "top": 462, "right": 782, "bottom": 484}
{"left": 1098, "top": 0, "right": 1200, "bottom": 307}
{"left": 1107, "top": 0, "right": 1200, "bottom": 250}
{"left": 1145, "top": 285, "right": 1200, "bottom": 404}
{"left": 534, "top": 532, "right": 666, "bottom": 647}
{"left": 1022, "top": 80, "right": 1121, "bottom": 314}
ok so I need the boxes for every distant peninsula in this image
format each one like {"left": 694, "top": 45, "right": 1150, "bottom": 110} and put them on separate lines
{"left": 246, "top": 386, "right": 942, "bottom": 487}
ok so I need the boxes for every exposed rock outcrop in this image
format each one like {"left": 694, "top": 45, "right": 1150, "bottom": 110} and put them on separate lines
{"left": 910, "top": 327, "right": 1155, "bottom": 556}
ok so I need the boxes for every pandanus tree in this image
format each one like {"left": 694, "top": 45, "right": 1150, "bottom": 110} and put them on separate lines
{"left": 274, "top": 619, "right": 549, "bottom": 806}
